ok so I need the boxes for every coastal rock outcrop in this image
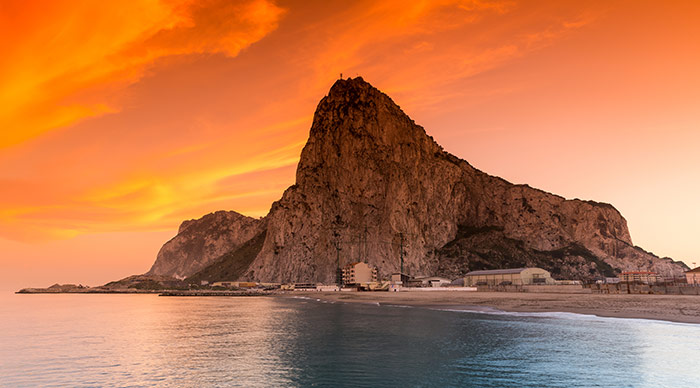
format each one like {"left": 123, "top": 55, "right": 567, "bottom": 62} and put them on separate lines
{"left": 155, "top": 77, "right": 688, "bottom": 282}
{"left": 147, "top": 210, "right": 263, "bottom": 279}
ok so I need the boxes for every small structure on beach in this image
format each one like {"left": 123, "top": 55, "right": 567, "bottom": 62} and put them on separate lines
{"left": 211, "top": 281, "right": 257, "bottom": 288}
{"left": 416, "top": 276, "right": 452, "bottom": 287}
{"left": 390, "top": 272, "right": 411, "bottom": 286}
{"left": 618, "top": 271, "right": 661, "bottom": 284}
{"left": 316, "top": 285, "right": 340, "bottom": 291}
{"left": 342, "top": 262, "right": 378, "bottom": 286}
{"left": 294, "top": 283, "right": 318, "bottom": 290}
{"left": 463, "top": 268, "right": 554, "bottom": 287}
{"left": 684, "top": 267, "right": 700, "bottom": 285}
{"left": 211, "top": 281, "right": 235, "bottom": 288}
{"left": 596, "top": 277, "right": 620, "bottom": 285}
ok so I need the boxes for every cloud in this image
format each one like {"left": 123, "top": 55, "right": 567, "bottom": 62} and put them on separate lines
{"left": 0, "top": 0, "right": 285, "bottom": 149}
{"left": 300, "top": 0, "right": 594, "bottom": 109}
{"left": 0, "top": 113, "right": 307, "bottom": 242}
{"left": 0, "top": 0, "right": 600, "bottom": 243}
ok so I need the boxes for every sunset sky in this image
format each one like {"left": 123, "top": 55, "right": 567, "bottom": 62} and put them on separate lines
{"left": 2, "top": 0, "right": 700, "bottom": 291}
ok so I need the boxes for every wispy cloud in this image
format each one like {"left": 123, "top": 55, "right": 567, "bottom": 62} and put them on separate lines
{"left": 0, "top": 0, "right": 601, "bottom": 242}
{"left": 0, "top": 0, "right": 285, "bottom": 149}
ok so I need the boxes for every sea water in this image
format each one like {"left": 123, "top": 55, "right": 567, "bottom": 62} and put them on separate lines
{"left": 1, "top": 293, "right": 699, "bottom": 387}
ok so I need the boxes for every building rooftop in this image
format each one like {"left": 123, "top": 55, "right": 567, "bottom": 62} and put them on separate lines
{"left": 465, "top": 268, "right": 528, "bottom": 276}
{"left": 416, "top": 276, "right": 452, "bottom": 281}
{"left": 685, "top": 267, "right": 700, "bottom": 273}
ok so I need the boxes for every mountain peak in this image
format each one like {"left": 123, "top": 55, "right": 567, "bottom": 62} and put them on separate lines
{"left": 297, "top": 77, "right": 439, "bottom": 189}
{"left": 327, "top": 76, "right": 374, "bottom": 98}
{"left": 319, "top": 76, "right": 407, "bottom": 124}
{"left": 146, "top": 77, "right": 688, "bottom": 283}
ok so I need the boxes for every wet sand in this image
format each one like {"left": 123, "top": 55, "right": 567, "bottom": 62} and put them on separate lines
{"left": 292, "top": 291, "right": 700, "bottom": 324}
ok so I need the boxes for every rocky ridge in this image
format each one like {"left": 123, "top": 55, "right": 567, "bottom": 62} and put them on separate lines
{"left": 150, "top": 77, "right": 688, "bottom": 283}
{"left": 147, "top": 210, "right": 263, "bottom": 279}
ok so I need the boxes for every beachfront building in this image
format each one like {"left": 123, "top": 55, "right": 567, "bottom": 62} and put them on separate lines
{"left": 211, "top": 281, "right": 236, "bottom": 288}
{"left": 293, "top": 283, "right": 318, "bottom": 290}
{"left": 211, "top": 281, "right": 257, "bottom": 288}
{"left": 600, "top": 277, "right": 620, "bottom": 284}
{"left": 463, "top": 268, "right": 555, "bottom": 287}
{"left": 391, "top": 272, "right": 411, "bottom": 285}
{"left": 618, "top": 271, "right": 661, "bottom": 284}
{"left": 416, "top": 276, "right": 452, "bottom": 287}
{"left": 342, "top": 262, "right": 378, "bottom": 286}
{"left": 685, "top": 267, "right": 700, "bottom": 285}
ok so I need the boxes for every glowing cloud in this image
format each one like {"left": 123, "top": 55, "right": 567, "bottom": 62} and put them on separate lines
{"left": 0, "top": 0, "right": 285, "bottom": 149}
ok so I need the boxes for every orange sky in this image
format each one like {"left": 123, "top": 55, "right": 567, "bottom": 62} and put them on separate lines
{"left": 2, "top": 0, "right": 700, "bottom": 291}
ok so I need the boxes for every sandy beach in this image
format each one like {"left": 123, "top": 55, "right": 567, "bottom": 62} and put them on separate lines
{"left": 292, "top": 291, "right": 700, "bottom": 324}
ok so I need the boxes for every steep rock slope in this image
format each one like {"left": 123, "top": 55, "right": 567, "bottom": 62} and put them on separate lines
{"left": 186, "top": 230, "right": 267, "bottom": 284}
{"left": 153, "top": 77, "right": 687, "bottom": 282}
{"left": 241, "top": 77, "right": 686, "bottom": 282}
{"left": 147, "top": 210, "right": 263, "bottom": 279}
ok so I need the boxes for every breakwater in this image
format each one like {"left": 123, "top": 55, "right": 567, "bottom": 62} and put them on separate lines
{"left": 159, "top": 290, "right": 272, "bottom": 297}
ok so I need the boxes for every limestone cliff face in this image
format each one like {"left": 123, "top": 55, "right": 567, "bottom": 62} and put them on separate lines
{"left": 147, "top": 210, "right": 263, "bottom": 279}
{"left": 153, "top": 77, "right": 687, "bottom": 282}
{"left": 242, "top": 77, "right": 686, "bottom": 282}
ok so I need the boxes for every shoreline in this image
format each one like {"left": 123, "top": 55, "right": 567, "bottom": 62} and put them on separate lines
{"left": 12, "top": 288, "right": 700, "bottom": 324}
{"left": 289, "top": 291, "right": 700, "bottom": 324}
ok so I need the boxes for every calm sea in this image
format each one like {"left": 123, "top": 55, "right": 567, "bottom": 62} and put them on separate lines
{"left": 1, "top": 293, "right": 699, "bottom": 387}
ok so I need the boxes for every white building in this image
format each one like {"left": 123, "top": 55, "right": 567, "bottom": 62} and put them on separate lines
{"left": 685, "top": 267, "right": 700, "bottom": 285}
{"left": 463, "top": 268, "right": 555, "bottom": 287}
{"left": 416, "top": 276, "right": 452, "bottom": 287}
{"left": 342, "top": 262, "right": 378, "bottom": 286}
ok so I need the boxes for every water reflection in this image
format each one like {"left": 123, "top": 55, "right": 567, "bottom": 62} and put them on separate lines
{"left": 1, "top": 294, "right": 699, "bottom": 387}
